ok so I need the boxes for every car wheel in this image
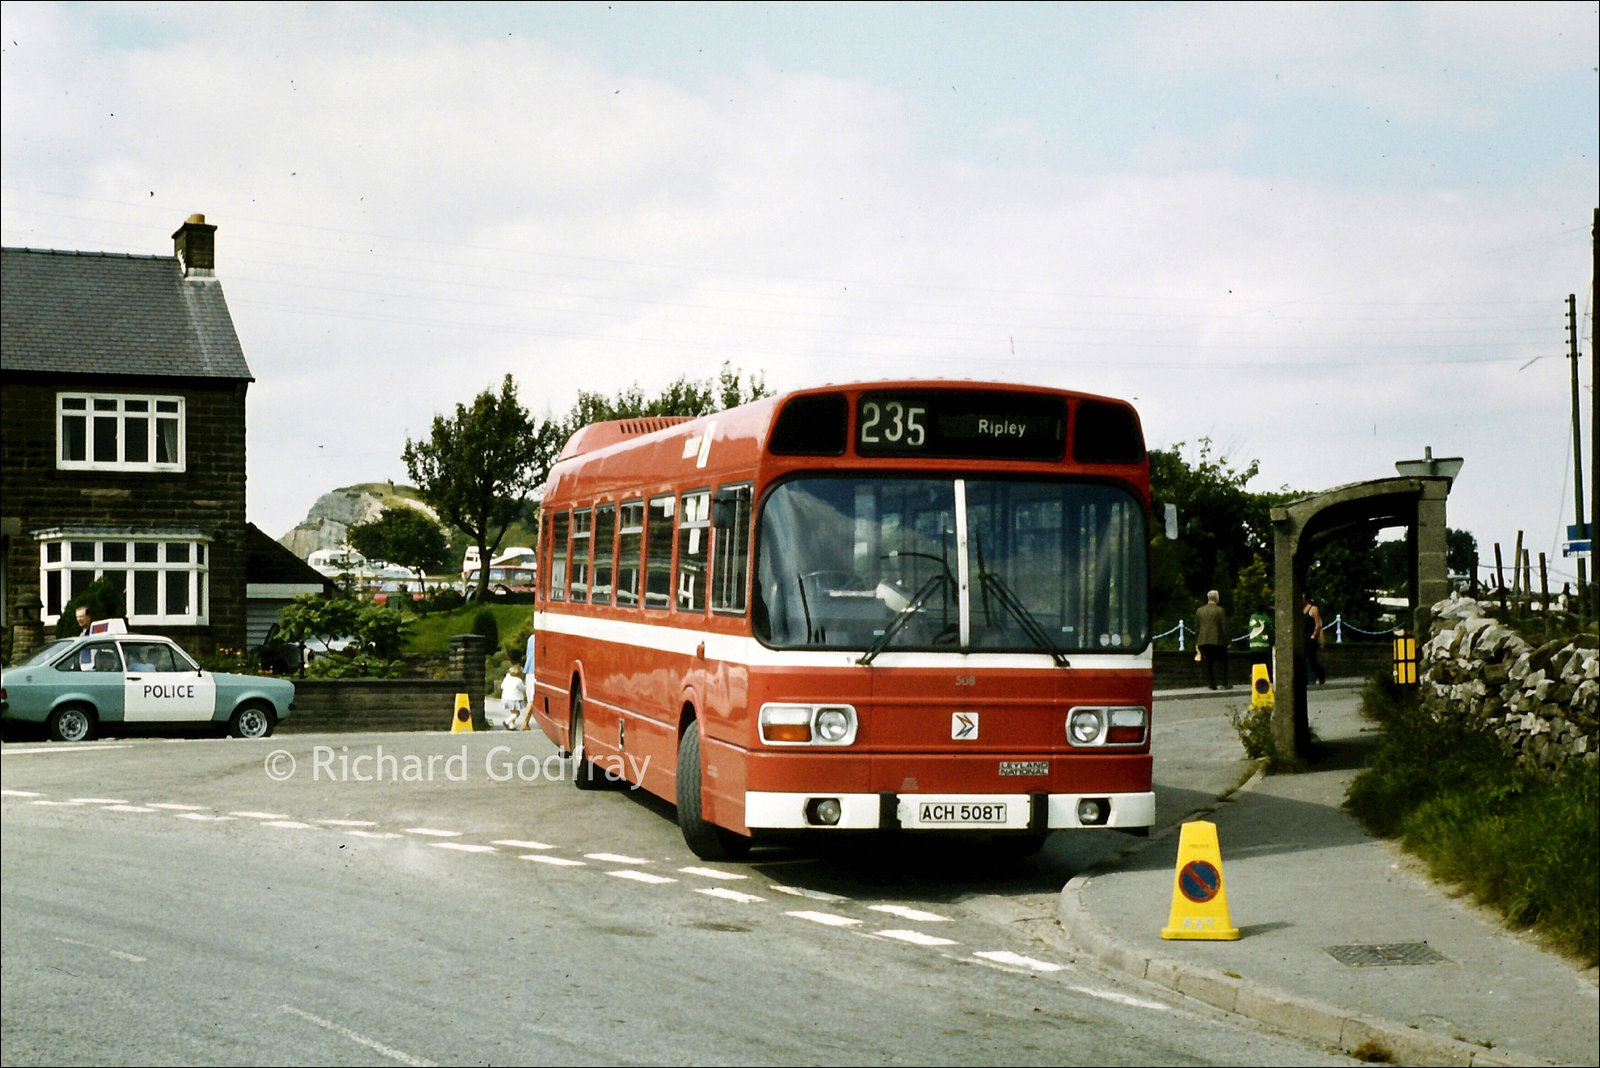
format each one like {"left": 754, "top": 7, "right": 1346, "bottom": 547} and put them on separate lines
{"left": 229, "top": 703, "right": 276, "bottom": 739}
{"left": 676, "top": 719, "right": 751, "bottom": 861}
{"left": 48, "top": 705, "right": 96, "bottom": 743}
{"left": 570, "top": 686, "right": 605, "bottom": 790}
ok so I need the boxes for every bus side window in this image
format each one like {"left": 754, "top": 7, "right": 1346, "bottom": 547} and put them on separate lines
{"left": 592, "top": 503, "right": 615, "bottom": 606}
{"left": 569, "top": 508, "right": 591, "bottom": 603}
{"left": 616, "top": 500, "right": 644, "bottom": 607}
{"left": 548, "top": 510, "right": 570, "bottom": 602}
{"left": 711, "top": 483, "right": 752, "bottom": 614}
{"left": 677, "top": 491, "right": 710, "bottom": 613}
{"left": 644, "top": 495, "right": 675, "bottom": 610}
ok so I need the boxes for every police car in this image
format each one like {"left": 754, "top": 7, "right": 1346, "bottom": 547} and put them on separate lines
{"left": 1, "top": 621, "right": 295, "bottom": 742}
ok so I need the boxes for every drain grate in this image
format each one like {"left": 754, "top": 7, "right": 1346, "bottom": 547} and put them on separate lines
{"left": 1326, "top": 942, "right": 1450, "bottom": 967}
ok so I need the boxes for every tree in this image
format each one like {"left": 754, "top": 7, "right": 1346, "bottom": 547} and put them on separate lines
{"left": 560, "top": 362, "right": 769, "bottom": 439}
{"left": 347, "top": 506, "right": 450, "bottom": 581}
{"left": 403, "top": 375, "right": 564, "bottom": 601}
{"left": 1148, "top": 439, "right": 1283, "bottom": 633}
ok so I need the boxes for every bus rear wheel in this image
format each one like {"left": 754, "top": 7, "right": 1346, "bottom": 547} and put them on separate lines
{"left": 676, "top": 720, "right": 751, "bottom": 861}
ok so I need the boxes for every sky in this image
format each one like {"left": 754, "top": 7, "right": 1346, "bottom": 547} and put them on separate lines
{"left": 3, "top": 1, "right": 1596, "bottom": 587}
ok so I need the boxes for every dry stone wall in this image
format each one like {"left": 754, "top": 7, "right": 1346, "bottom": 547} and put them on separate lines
{"left": 1422, "top": 595, "right": 1597, "bottom": 773}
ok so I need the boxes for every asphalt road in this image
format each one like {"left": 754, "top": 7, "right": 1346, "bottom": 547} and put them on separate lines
{"left": 1, "top": 699, "right": 1354, "bottom": 1066}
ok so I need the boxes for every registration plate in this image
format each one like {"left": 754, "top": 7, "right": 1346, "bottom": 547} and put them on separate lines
{"left": 917, "top": 801, "right": 1008, "bottom": 825}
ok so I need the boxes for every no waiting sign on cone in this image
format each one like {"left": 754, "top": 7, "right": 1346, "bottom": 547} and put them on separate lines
{"left": 1160, "top": 820, "right": 1240, "bottom": 940}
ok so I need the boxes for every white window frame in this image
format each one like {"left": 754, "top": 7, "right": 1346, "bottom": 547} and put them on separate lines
{"left": 57, "top": 392, "right": 187, "bottom": 472}
{"left": 39, "top": 535, "right": 210, "bottom": 626}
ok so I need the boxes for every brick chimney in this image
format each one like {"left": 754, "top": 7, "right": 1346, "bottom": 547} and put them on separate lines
{"left": 172, "top": 213, "right": 217, "bottom": 277}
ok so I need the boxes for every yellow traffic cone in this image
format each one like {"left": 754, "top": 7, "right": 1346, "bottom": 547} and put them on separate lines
{"left": 1161, "top": 820, "right": 1240, "bottom": 940}
{"left": 1250, "top": 662, "right": 1273, "bottom": 710}
{"left": 450, "top": 693, "right": 473, "bottom": 733}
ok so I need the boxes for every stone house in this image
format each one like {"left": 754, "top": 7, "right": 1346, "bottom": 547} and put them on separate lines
{"left": 1, "top": 215, "right": 263, "bottom": 658}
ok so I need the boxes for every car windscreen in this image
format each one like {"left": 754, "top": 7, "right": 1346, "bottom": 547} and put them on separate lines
{"left": 15, "top": 639, "right": 76, "bottom": 668}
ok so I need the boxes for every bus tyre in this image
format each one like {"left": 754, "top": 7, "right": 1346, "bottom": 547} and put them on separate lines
{"left": 570, "top": 690, "right": 604, "bottom": 791}
{"left": 676, "top": 721, "right": 751, "bottom": 861}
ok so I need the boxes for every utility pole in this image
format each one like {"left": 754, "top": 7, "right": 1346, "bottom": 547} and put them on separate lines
{"left": 1569, "top": 293, "right": 1587, "bottom": 599}
{"left": 1591, "top": 207, "right": 1597, "bottom": 624}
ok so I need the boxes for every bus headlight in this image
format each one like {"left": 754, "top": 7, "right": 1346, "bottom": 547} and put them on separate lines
{"left": 760, "top": 703, "right": 858, "bottom": 746}
{"left": 1067, "top": 706, "right": 1148, "bottom": 747}
{"left": 815, "top": 707, "right": 852, "bottom": 742}
{"left": 1068, "top": 707, "right": 1105, "bottom": 745}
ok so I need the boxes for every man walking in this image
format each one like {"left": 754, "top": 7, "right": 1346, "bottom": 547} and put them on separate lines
{"left": 1195, "top": 590, "right": 1231, "bottom": 690}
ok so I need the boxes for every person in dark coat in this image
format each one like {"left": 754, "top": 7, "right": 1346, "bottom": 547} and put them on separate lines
{"left": 1195, "top": 590, "right": 1231, "bottom": 690}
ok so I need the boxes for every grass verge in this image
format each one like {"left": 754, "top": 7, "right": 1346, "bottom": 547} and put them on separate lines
{"left": 1344, "top": 677, "right": 1598, "bottom": 967}
{"left": 403, "top": 603, "right": 534, "bottom": 656}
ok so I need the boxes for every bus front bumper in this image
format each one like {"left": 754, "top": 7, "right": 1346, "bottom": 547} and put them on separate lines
{"left": 742, "top": 790, "right": 1155, "bottom": 832}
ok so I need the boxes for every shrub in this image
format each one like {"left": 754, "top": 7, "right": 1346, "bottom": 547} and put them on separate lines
{"left": 472, "top": 608, "right": 499, "bottom": 651}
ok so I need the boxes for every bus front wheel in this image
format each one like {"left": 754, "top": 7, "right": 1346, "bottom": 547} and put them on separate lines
{"left": 676, "top": 720, "right": 751, "bottom": 861}
{"left": 570, "top": 687, "right": 605, "bottom": 791}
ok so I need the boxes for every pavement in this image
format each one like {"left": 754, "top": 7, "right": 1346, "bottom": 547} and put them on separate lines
{"left": 1056, "top": 681, "right": 1600, "bottom": 1067}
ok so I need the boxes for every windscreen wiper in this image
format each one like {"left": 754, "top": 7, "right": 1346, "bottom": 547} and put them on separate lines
{"left": 977, "top": 569, "right": 1071, "bottom": 668}
{"left": 857, "top": 570, "right": 951, "bottom": 666}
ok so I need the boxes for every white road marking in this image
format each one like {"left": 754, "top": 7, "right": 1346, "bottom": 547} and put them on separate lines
{"left": 1, "top": 789, "right": 44, "bottom": 797}
{"left": 280, "top": 1004, "right": 437, "bottom": 1067}
{"left": 175, "top": 813, "right": 235, "bottom": 822}
{"left": 55, "top": 937, "right": 147, "bottom": 963}
{"left": 2, "top": 745, "right": 134, "bottom": 756}
{"left": 403, "top": 827, "right": 462, "bottom": 837}
{"left": 265, "top": 820, "right": 315, "bottom": 829}
{"left": 520, "top": 854, "right": 585, "bottom": 867}
{"left": 147, "top": 803, "right": 206, "bottom": 810}
{"left": 317, "top": 819, "right": 378, "bottom": 827}
{"left": 493, "top": 839, "right": 553, "bottom": 850}
{"left": 869, "top": 904, "right": 950, "bottom": 922}
{"left": 974, "top": 951, "right": 1062, "bottom": 972}
{"left": 30, "top": 800, "right": 90, "bottom": 806}
{"left": 696, "top": 887, "right": 766, "bottom": 904}
{"left": 679, "top": 866, "right": 747, "bottom": 880}
{"left": 875, "top": 929, "right": 959, "bottom": 947}
{"left": 70, "top": 797, "right": 128, "bottom": 805}
{"left": 606, "top": 869, "right": 676, "bottom": 885}
{"left": 769, "top": 884, "right": 849, "bottom": 902}
{"left": 104, "top": 805, "right": 158, "bottom": 813}
{"left": 786, "top": 910, "right": 862, "bottom": 928}
{"left": 586, "top": 852, "right": 649, "bottom": 864}
{"left": 347, "top": 830, "right": 402, "bottom": 840}
{"left": 230, "top": 810, "right": 290, "bottom": 819}
{"left": 1069, "top": 986, "right": 1172, "bottom": 1011}
{"left": 431, "top": 842, "right": 497, "bottom": 854}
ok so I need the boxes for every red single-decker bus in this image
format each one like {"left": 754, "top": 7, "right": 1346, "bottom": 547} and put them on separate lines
{"left": 531, "top": 381, "right": 1153, "bottom": 859}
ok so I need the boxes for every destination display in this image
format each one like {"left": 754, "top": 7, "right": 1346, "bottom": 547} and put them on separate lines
{"left": 855, "top": 390, "right": 1066, "bottom": 460}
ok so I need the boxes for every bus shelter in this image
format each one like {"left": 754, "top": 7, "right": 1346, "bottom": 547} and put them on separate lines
{"left": 1269, "top": 476, "right": 1452, "bottom": 761}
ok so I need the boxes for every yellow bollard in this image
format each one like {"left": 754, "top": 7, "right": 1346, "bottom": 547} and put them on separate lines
{"left": 449, "top": 693, "right": 473, "bottom": 733}
{"left": 1249, "top": 662, "right": 1274, "bottom": 710}
{"left": 1161, "top": 820, "right": 1240, "bottom": 940}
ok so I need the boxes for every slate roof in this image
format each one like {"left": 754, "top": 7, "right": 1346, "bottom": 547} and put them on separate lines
{"left": 0, "top": 247, "right": 253, "bottom": 381}
{"left": 245, "top": 524, "right": 339, "bottom": 590}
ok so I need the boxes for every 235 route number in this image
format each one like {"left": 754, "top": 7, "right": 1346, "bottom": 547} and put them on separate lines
{"left": 859, "top": 400, "right": 927, "bottom": 448}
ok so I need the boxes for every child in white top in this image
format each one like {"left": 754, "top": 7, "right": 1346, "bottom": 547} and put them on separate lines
{"left": 500, "top": 667, "right": 527, "bottom": 730}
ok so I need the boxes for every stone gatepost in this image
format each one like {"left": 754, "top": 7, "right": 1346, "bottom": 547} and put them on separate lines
{"left": 9, "top": 593, "right": 45, "bottom": 665}
{"left": 449, "top": 633, "right": 490, "bottom": 731}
